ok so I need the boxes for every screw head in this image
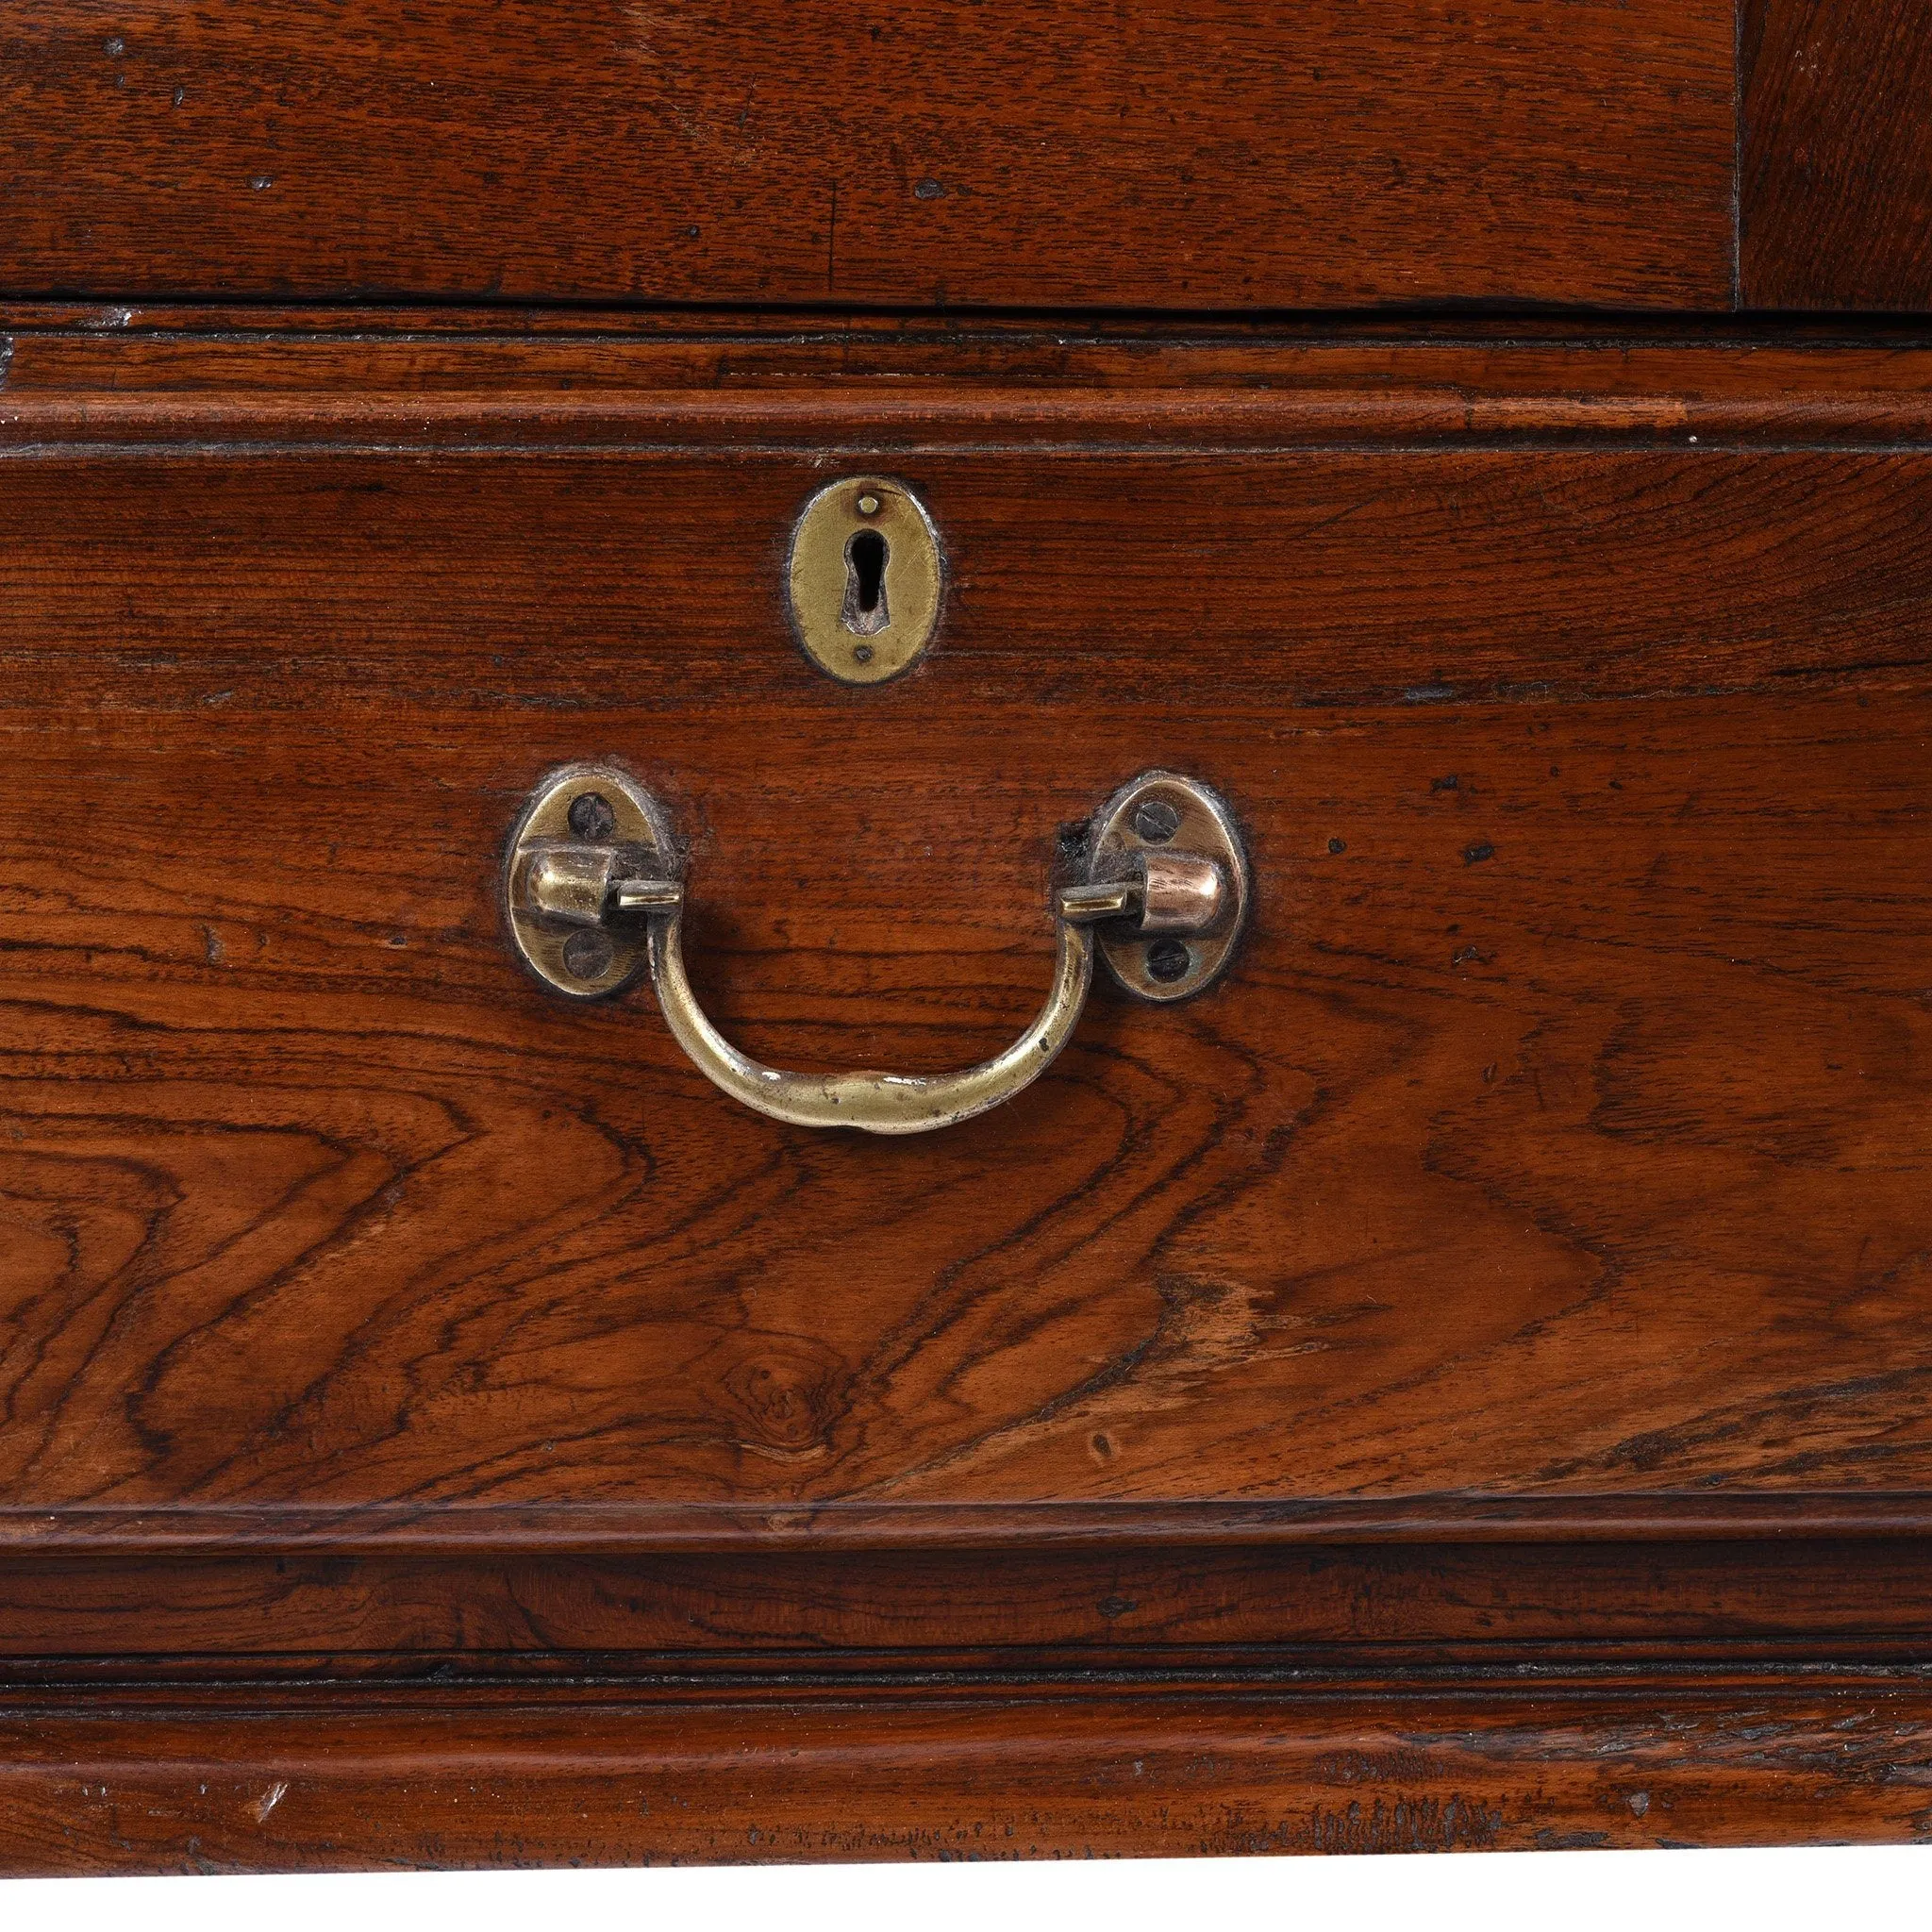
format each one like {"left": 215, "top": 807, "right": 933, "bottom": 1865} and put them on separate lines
{"left": 561, "top": 929, "right": 614, "bottom": 981}
{"left": 1133, "top": 797, "right": 1183, "bottom": 844}
{"left": 853, "top": 643, "right": 874, "bottom": 664}
{"left": 568, "top": 791, "right": 616, "bottom": 840}
{"left": 856, "top": 492, "right": 881, "bottom": 516}
{"left": 1145, "top": 938, "right": 1192, "bottom": 984}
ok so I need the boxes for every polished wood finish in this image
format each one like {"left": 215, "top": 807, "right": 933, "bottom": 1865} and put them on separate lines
{"left": 8, "top": 1539, "right": 1932, "bottom": 1664}
{"left": 11, "top": 320, "right": 1932, "bottom": 449}
{"left": 8, "top": 1672, "right": 1932, "bottom": 1872}
{"left": 5, "top": 372, "right": 1932, "bottom": 1540}
{"left": 7, "top": 319, "right": 1932, "bottom": 1858}
{"left": 4, "top": 329, "right": 1931, "bottom": 1516}
{"left": 0, "top": 4, "right": 1737, "bottom": 310}
{"left": 1742, "top": 0, "right": 1932, "bottom": 310}
{"left": 12, "top": 630, "right": 1932, "bottom": 1513}
{"left": 6, "top": 3, "right": 1932, "bottom": 1885}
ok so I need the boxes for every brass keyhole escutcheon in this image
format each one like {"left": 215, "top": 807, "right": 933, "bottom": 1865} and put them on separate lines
{"left": 788, "top": 475, "right": 941, "bottom": 684}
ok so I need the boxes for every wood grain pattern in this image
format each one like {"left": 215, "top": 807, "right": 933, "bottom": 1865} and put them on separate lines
{"left": 8, "top": 332, "right": 1932, "bottom": 1865}
{"left": 0, "top": 2, "right": 1737, "bottom": 310}
{"left": 8, "top": 1540, "right": 1932, "bottom": 1666}
{"left": 18, "top": 306, "right": 1891, "bottom": 341}
{"left": 8, "top": 449, "right": 1932, "bottom": 709}
{"left": 13, "top": 326, "right": 1932, "bottom": 449}
{"left": 5, "top": 346, "right": 1932, "bottom": 1534}
{"left": 1742, "top": 0, "right": 1932, "bottom": 310}
{"left": 7, "top": 1672, "right": 1932, "bottom": 1870}
{"left": 8, "top": 687, "right": 1931, "bottom": 1516}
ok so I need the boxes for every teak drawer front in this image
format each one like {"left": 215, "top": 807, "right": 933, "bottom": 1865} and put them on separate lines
{"left": 0, "top": 1, "right": 1737, "bottom": 309}
{"left": 6, "top": 334, "right": 1932, "bottom": 1558}
{"left": 8, "top": 325, "right": 1932, "bottom": 1864}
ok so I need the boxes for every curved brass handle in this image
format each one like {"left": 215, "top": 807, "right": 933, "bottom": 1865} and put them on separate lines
{"left": 506, "top": 766, "right": 1248, "bottom": 1136}
{"left": 649, "top": 907, "right": 1093, "bottom": 1134}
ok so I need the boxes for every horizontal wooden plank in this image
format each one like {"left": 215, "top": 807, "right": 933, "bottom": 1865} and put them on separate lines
{"left": 8, "top": 305, "right": 1842, "bottom": 342}
{"left": 4, "top": 379, "right": 1932, "bottom": 1531}
{"left": 6, "top": 689, "right": 1930, "bottom": 1514}
{"left": 3, "top": 447, "right": 1932, "bottom": 710}
{"left": 7, "top": 1673, "right": 1932, "bottom": 1869}
{"left": 0, "top": 2, "right": 1737, "bottom": 310}
{"left": 11, "top": 389, "right": 1932, "bottom": 452}
{"left": 8, "top": 1494, "right": 1932, "bottom": 1554}
{"left": 6, "top": 1541, "right": 1932, "bottom": 1661}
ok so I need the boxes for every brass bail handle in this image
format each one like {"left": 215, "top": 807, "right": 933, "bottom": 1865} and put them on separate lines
{"left": 505, "top": 767, "right": 1249, "bottom": 1135}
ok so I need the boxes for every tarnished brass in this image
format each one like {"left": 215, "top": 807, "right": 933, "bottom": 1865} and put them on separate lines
{"left": 610, "top": 878, "right": 684, "bottom": 914}
{"left": 1086, "top": 772, "right": 1248, "bottom": 1002}
{"left": 503, "top": 764, "right": 675, "bottom": 998}
{"left": 526, "top": 846, "right": 625, "bottom": 926}
{"left": 787, "top": 475, "right": 941, "bottom": 684}
{"left": 1139, "top": 853, "right": 1227, "bottom": 933}
{"left": 504, "top": 764, "right": 1249, "bottom": 1132}
{"left": 649, "top": 914, "right": 1095, "bottom": 1134}
{"left": 1055, "top": 858, "right": 1224, "bottom": 932}
{"left": 1058, "top": 879, "right": 1141, "bottom": 924}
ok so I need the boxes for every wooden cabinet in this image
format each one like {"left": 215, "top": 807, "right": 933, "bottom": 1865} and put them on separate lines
{"left": 4, "top": 4, "right": 1932, "bottom": 1874}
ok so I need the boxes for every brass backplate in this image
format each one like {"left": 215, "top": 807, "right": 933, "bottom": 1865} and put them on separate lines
{"left": 787, "top": 475, "right": 941, "bottom": 685}
{"left": 1088, "top": 772, "right": 1249, "bottom": 1002}
{"left": 505, "top": 764, "right": 673, "bottom": 998}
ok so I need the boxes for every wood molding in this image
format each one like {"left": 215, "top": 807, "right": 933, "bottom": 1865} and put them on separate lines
{"left": 4, "top": 1539, "right": 1932, "bottom": 1671}
{"left": 8, "top": 1495, "right": 1932, "bottom": 1554}
{"left": 7, "top": 330, "right": 1932, "bottom": 450}
{"left": 6, "top": 1671, "right": 1932, "bottom": 1871}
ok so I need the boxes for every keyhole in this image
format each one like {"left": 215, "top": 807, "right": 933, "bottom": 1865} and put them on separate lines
{"left": 841, "top": 528, "right": 891, "bottom": 636}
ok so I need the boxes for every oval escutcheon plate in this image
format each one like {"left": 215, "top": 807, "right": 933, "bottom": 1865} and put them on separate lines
{"left": 787, "top": 474, "right": 941, "bottom": 685}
